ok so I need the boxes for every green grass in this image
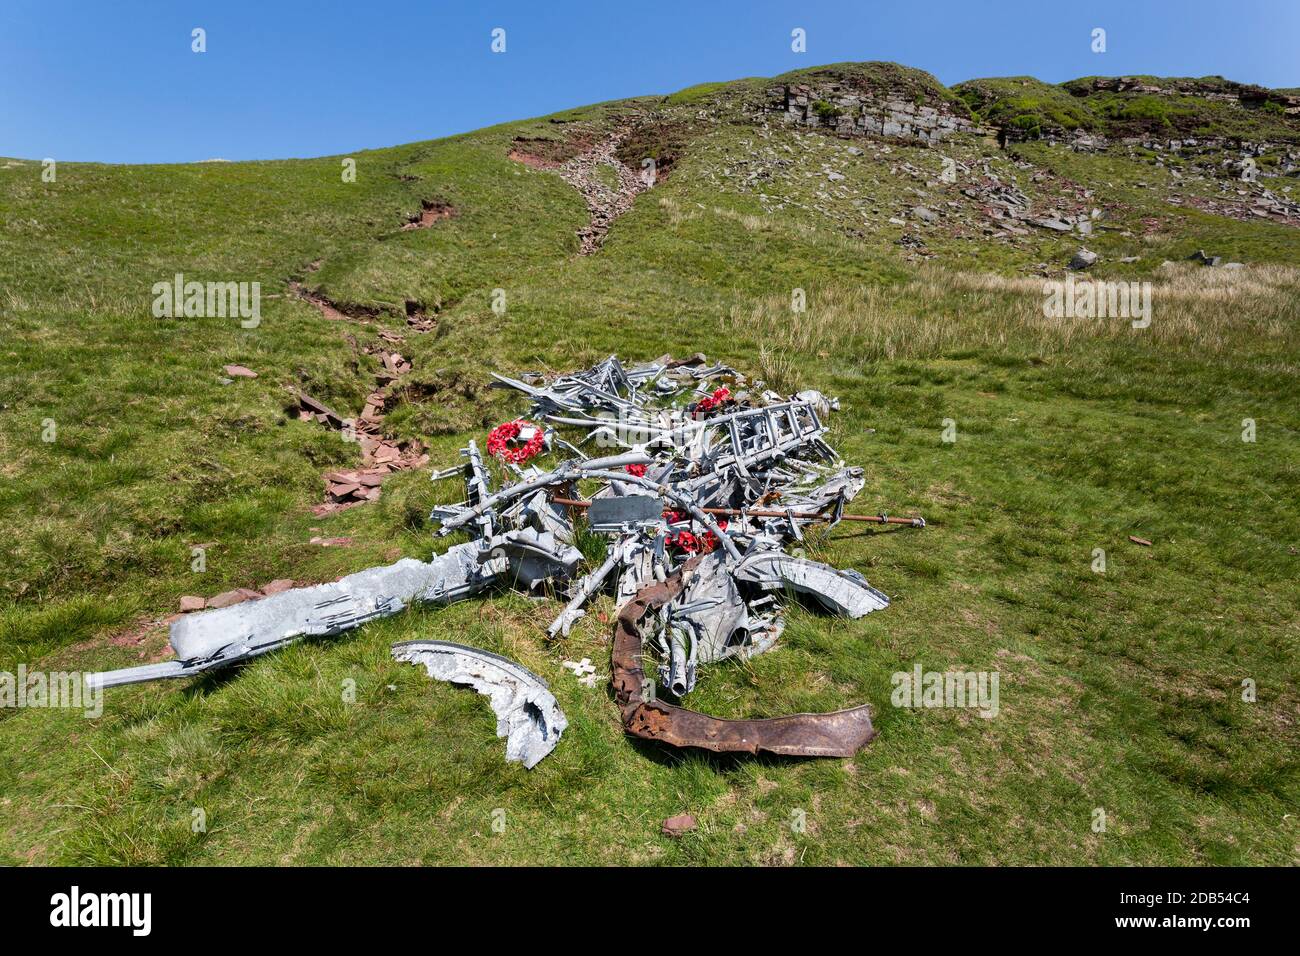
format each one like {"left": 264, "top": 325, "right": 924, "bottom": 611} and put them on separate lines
{"left": 956, "top": 76, "right": 1097, "bottom": 135}
{"left": 664, "top": 81, "right": 733, "bottom": 106}
{"left": 1, "top": 62, "right": 1297, "bottom": 866}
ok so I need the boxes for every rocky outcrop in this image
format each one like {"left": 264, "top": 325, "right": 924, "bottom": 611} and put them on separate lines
{"left": 772, "top": 83, "right": 976, "bottom": 144}
{"left": 1078, "top": 76, "right": 1300, "bottom": 114}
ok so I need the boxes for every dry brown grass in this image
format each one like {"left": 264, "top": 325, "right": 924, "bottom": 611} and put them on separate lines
{"left": 756, "top": 344, "right": 799, "bottom": 393}
{"left": 724, "top": 264, "right": 1300, "bottom": 361}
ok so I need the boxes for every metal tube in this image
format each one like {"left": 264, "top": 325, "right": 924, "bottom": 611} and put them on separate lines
{"left": 547, "top": 497, "right": 924, "bottom": 527}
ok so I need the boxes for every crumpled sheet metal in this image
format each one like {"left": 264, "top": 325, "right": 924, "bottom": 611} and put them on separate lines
{"left": 611, "top": 559, "right": 877, "bottom": 758}
{"left": 392, "top": 640, "right": 567, "bottom": 769}
{"left": 659, "top": 550, "right": 777, "bottom": 696}
{"left": 92, "top": 499, "right": 585, "bottom": 688}
{"left": 91, "top": 546, "right": 502, "bottom": 688}
{"left": 482, "top": 527, "right": 582, "bottom": 591}
{"left": 92, "top": 352, "right": 895, "bottom": 772}
{"left": 733, "top": 551, "right": 890, "bottom": 619}
{"left": 169, "top": 548, "right": 486, "bottom": 662}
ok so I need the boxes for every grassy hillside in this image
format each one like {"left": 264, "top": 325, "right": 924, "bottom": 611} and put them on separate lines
{"left": 955, "top": 76, "right": 1098, "bottom": 137}
{"left": 1, "top": 63, "right": 1297, "bottom": 865}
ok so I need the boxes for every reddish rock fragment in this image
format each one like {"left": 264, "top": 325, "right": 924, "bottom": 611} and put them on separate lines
{"left": 207, "top": 588, "right": 259, "bottom": 609}
{"left": 661, "top": 814, "right": 697, "bottom": 838}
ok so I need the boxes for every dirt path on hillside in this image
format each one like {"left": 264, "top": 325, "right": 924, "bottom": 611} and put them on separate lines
{"left": 288, "top": 261, "right": 435, "bottom": 514}
{"left": 286, "top": 132, "right": 652, "bottom": 513}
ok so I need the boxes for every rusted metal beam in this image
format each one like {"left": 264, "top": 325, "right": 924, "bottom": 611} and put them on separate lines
{"left": 610, "top": 558, "right": 878, "bottom": 758}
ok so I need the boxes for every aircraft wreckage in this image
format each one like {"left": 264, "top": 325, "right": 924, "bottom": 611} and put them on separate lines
{"left": 90, "top": 355, "right": 924, "bottom": 767}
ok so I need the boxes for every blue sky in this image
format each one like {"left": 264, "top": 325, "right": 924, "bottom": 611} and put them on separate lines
{"left": 2, "top": 0, "right": 1296, "bottom": 164}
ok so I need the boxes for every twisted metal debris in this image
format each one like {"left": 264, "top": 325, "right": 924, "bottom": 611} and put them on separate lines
{"left": 392, "top": 640, "right": 567, "bottom": 769}
{"left": 91, "top": 353, "right": 919, "bottom": 767}
{"left": 610, "top": 556, "right": 878, "bottom": 758}
{"left": 430, "top": 353, "right": 899, "bottom": 757}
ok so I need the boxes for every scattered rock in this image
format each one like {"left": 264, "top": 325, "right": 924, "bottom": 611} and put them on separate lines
{"left": 661, "top": 814, "right": 698, "bottom": 838}
{"left": 206, "top": 588, "right": 262, "bottom": 609}
{"left": 556, "top": 129, "right": 654, "bottom": 255}
{"left": 296, "top": 334, "right": 431, "bottom": 516}
{"left": 178, "top": 595, "right": 206, "bottom": 613}
{"left": 1129, "top": 536, "right": 1153, "bottom": 547}
{"left": 1030, "top": 217, "right": 1074, "bottom": 232}
{"left": 309, "top": 536, "right": 353, "bottom": 547}
{"left": 1188, "top": 249, "right": 1222, "bottom": 266}
{"left": 911, "top": 205, "right": 940, "bottom": 224}
{"left": 223, "top": 365, "right": 258, "bottom": 379}
{"left": 295, "top": 391, "right": 348, "bottom": 429}
{"left": 260, "top": 579, "right": 295, "bottom": 595}
{"left": 402, "top": 301, "right": 435, "bottom": 333}
{"left": 1069, "top": 248, "right": 1099, "bottom": 270}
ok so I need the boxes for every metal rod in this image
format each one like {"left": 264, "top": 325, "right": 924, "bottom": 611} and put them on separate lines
{"left": 548, "top": 497, "right": 924, "bottom": 527}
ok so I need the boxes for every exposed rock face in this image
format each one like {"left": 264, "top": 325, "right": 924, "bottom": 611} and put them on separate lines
{"left": 1081, "top": 76, "right": 1300, "bottom": 114}
{"left": 773, "top": 83, "right": 975, "bottom": 144}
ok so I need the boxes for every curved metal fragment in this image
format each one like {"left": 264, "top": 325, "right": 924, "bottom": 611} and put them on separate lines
{"left": 733, "top": 551, "right": 890, "bottom": 618}
{"left": 392, "top": 640, "right": 567, "bottom": 769}
{"left": 610, "top": 559, "right": 877, "bottom": 758}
